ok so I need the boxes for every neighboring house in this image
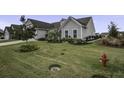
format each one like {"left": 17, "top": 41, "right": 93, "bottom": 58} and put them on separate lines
{"left": 4, "top": 24, "right": 22, "bottom": 40}
{"left": 0, "top": 28, "right": 4, "bottom": 39}
{"left": 95, "top": 33, "right": 100, "bottom": 36}
{"left": 4, "top": 27, "right": 13, "bottom": 40}
{"left": 101, "top": 31, "right": 124, "bottom": 38}
{"left": 101, "top": 32, "right": 109, "bottom": 37}
{"left": 4, "top": 16, "right": 96, "bottom": 40}
{"left": 118, "top": 31, "right": 124, "bottom": 37}
{"left": 11, "top": 24, "right": 23, "bottom": 40}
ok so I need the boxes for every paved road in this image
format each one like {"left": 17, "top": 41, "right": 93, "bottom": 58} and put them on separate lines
{"left": 0, "top": 39, "right": 36, "bottom": 47}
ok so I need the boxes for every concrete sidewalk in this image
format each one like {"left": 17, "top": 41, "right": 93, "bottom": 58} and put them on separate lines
{"left": 0, "top": 39, "right": 36, "bottom": 47}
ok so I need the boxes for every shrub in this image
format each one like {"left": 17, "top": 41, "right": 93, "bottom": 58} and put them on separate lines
{"left": 1, "top": 36, "right": 4, "bottom": 39}
{"left": 101, "top": 38, "right": 109, "bottom": 46}
{"left": 73, "top": 39, "right": 82, "bottom": 44}
{"left": 47, "top": 29, "right": 61, "bottom": 43}
{"left": 61, "top": 37, "right": 72, "bottom": 42}
{"left": 62, "top": 38, "right": 67, "bottom": 42}
{"left": 68, "top": 39, "right": 83, "bottom": 45}
{"left": 37, "top": 38, "right": 46, "bottom": 41}
{"left": 67, "top": 38, "right": 73, "bottom": 43}
{"left": 19, "top": 44, "right": 39, "bottom": 52}
{"left": 47, "top": 39, "right": 62, "bottom": 43}
{"left": 98, "top": 36, "right": 124, "bottom": 47}
{"left": 120, "top": 39, "right": 124, "bottom": 46}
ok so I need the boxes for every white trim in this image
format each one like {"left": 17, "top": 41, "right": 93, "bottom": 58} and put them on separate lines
{"left": 81, "top": 27, "right": 83, "bottom": 39}
{"left": 70, "top": 17, "right": 82, "bottom": 26}
{"left": 60, "top": 17, "right": 82, "bottom": 29}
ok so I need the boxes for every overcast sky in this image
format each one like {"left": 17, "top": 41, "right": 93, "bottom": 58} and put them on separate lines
{"left": 0, "top": 15, "right": 124, "bottom": 33}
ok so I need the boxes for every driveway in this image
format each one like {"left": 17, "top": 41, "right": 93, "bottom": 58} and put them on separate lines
{"left": 0, "top": 39, "right": 36, "bottom": 47}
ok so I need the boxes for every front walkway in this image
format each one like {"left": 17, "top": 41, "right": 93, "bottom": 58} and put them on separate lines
{"left": 0, "top": 39, "right": 36, "bottom": 47}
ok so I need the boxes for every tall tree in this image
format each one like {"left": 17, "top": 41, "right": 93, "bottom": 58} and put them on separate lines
{"left": 108, "top": 22, "right": 119, "bottom": 38}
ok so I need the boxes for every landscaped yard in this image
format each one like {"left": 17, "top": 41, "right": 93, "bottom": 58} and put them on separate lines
{"left": 0, "top": 41, "right": 124, "bottom": 78}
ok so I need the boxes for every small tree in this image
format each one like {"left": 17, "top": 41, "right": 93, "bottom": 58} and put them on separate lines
{"left": 20, "top": 15, "right": 35, "bottom": 43}
{"left": 19, "top": 16, "right": 39, "bottom": 52}
{"left": 47, "top": 29, "right": 61, "bottom": 42}
{"left": 22, "top": 28, "right": 35, "bottom": 41}
{"left": 108, "top": 22, "right": 119, "bottom": 38}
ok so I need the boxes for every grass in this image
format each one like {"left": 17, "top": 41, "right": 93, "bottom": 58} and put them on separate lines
{"left": 0, "top": 41, "right": 124, "bottom": 78}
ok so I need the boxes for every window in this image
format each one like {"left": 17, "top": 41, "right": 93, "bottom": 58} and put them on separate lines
{"left": 73, "top": 30, "right": 77, "bottom": 38}
{"left": 65, "top": 30, "right": 68, "bottom": 38}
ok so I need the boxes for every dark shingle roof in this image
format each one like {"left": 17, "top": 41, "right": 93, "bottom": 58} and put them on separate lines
{"left": 4, "top": 26, "right": 13, "bottom": 33}
{"left": 27, "top": 16, "right": 92, "bottom": 30}
{"left": 76, "top": 17, "right": 92, "bottom": 25}
{"left": 27, "top": 19, "right": 52, "bottom": 30}
{"left": 51, "top": 22, "right": 60, "bottom": 29}
{"left": 0, "top": 28, "right": 3, "bottom": 33}
{"left": 11, "top": 24, "right": 23, "bottom": 30}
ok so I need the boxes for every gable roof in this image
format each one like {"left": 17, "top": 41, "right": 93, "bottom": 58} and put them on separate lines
{"left": 60, "top": 16, "right": 92, "bottom": 26}
{"left": 27, "top": 18, "right": 52, "bottom": 30}
{"left": 59, "top": 16, "right": 92, "bottom": 30}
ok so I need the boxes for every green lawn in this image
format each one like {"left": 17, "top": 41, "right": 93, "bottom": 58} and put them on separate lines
{"left": 0, "top": 41, "right": 124, "bottom": 78}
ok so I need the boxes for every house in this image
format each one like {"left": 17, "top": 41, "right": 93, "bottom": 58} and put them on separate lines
{"left": 25, "top": 16, "right": 95, "bottom": 40}
{"left": 4, "top": 16, "right": 96, "bottom": 40}
{"left": 4, "top": 24, "right": 23, "bottom": 40}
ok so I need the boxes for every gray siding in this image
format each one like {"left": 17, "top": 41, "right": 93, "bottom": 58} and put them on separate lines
{"left": 34, "top": 29, "right": 47, "bottom": 39}
{"left": 86, "top": 18, "right": 95, "bottom": 36}
{"left": 25, "top": 20, "right": 47, "bottom": 39}
{"left": 61, "top": 20, "right": 82, "bottom": 39}
{"left": 4, "top": 30, "right": 10, "bottom": 40}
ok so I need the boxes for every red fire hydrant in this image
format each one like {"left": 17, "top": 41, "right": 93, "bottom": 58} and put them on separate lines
{"left": 99, "top": 53, "right": 109, "bottom": 67}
